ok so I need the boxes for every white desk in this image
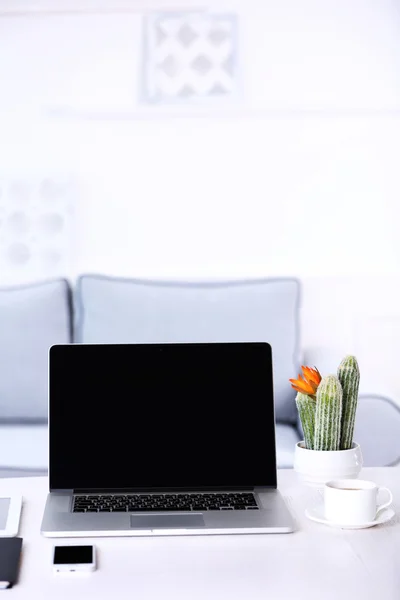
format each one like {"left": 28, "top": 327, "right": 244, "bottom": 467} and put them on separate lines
{"left": 3, "top": 467, "right": 400, "bottom": 600}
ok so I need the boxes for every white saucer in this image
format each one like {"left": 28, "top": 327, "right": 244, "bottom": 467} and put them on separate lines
{"left": 305, "top": 503, "right": 395, "bottom": 529}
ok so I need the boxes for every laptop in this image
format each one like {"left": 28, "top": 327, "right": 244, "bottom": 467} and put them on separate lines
{"left": 40, "top": 342, "right": 294, "bottom": 537}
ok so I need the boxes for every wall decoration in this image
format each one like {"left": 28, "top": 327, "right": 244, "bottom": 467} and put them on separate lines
{"left": 0, "top": 175, "right": 75, "bottom": 284}
{"left": 142, "top": 11, "right": 239, "bottom": 103}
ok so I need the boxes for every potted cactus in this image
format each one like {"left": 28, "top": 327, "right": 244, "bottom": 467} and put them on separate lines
{"left": 290, "top": 355, "right": 363, "bottom": 487}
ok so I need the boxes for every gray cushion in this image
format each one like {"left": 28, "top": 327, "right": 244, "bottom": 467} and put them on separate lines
{"left": 0, "top": 279, "right": 71, "bottom": 422}
{"left": 275, "top": 424, "right": 300, "bottom": 468}
{"left": 353, "top": 394, "right": 400, "bottom": 466}
{"left": 74, "top": 275, "right": 301, "bottom": 423}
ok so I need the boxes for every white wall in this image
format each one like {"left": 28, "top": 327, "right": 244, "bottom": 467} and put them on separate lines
{"left": 1, "top": 0, "right": 400, "bottom": 400}
{"left": 301, "top": 276, "right": 400, "bottom": 403}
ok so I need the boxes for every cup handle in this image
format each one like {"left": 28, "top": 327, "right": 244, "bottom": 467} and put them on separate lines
{"left": 376, "top": 487, "right": 393, "bottom": 516}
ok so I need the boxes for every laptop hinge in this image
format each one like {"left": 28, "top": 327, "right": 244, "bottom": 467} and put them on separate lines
{"left": 72, "top": 486, "right": 257, "bottom": 494}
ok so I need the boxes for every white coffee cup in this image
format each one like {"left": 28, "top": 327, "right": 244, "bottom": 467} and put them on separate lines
{"left": 324, "top": 479, "right": 393, "bottom": 525}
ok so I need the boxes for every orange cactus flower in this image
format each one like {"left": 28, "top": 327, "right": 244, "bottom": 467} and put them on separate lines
{"left": 289, "top": 366, "right": 321, "bottom": 396}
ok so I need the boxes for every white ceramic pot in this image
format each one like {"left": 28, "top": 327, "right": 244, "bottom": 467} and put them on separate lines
{"left": 294, "top": 441, "right": 363, "bottom": 488}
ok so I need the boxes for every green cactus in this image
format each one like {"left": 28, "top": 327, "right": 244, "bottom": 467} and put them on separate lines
{"left": 314, "top": 375, "right": 343, "bottom": 451}
{"left": 338, "top": 355, "right": 360, "bottom": 450}
{"left": 296, "top": 392, "right": 316, "bottom": 449}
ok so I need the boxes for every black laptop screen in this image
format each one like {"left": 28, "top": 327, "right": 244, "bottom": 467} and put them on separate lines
{"left": 49, "top": 342, "right": 277, "bottom": 491}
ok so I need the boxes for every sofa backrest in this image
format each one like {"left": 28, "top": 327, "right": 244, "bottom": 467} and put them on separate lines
{"left": 74, "top": 275, "right": 301, "bottom": 424}
{"left": 0, "top": 279, "right": 72, "bottom": 422}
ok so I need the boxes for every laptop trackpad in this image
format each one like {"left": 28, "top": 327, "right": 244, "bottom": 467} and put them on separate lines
{"left": 130, "top": 514, "right": 205, "bottom": 529}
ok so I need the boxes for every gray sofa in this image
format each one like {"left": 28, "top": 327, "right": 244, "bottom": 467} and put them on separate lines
{"left": 1, "top": 274, "right": 400, "bottom": 477}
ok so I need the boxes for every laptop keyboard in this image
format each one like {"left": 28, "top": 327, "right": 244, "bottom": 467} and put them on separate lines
{"left": 72, "top": 492, "right": 259, "bottom": 512}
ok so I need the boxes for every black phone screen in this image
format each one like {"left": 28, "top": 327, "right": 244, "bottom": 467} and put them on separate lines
{"left": 53, "top": 546, "right": 93, "bottom": 565}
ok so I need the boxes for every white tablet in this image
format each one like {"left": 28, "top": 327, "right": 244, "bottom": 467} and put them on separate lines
{"left": 0, "top": 496, "right": 22, "bottom": 537}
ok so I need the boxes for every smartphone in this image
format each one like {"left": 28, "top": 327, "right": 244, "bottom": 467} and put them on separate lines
{"left": 53, "top": 545, "right": 96, "bottom": 573}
